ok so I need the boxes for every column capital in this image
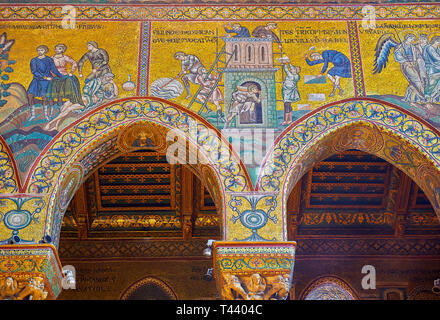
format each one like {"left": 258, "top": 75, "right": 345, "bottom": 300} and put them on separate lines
{"left": 212, "top": 241, "right": 296, "bottom": 300}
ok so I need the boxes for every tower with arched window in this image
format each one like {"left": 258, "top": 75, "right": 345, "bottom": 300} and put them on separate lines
{"left": 223, "top": 36, "right": 278, "bottom": 128}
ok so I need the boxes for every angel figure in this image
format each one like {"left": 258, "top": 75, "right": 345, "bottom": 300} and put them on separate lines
{"left": 373, "top": 32, "right": 428, "bottom": 109}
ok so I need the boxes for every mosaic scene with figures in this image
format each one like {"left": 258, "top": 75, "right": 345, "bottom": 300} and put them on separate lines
{"left": 0, "top": 0, "right": 439, "bottom": 301}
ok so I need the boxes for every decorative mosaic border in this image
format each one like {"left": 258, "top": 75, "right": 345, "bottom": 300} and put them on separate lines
{"left": 58, "top": 238, "right": 209, "bottom": 259}
{"left": 347, "top": 21, "right": 365, "bottom": 97}
{"left": 0, "top": 4, "right": 439, "bottom": 21}
{"left": 213, "top": 241, "right": 296, "bottom": 273}
{"left": 296, "top": 238, "right": 440, "bottom": 256}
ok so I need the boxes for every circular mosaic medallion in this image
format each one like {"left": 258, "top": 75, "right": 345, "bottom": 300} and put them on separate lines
{"left": 240, "top": 209, "right": 268, "bottom": 230}
{"left": 4, "top": 210, "right": 31, "bottom": 230}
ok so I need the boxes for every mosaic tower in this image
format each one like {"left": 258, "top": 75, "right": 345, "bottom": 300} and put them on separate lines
{"left": 223, "top": 36, "right": 278, "bottom": 129}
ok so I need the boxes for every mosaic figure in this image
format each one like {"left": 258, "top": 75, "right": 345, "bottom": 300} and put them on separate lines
{"left": 373, "top": 32, "right": 437, "bottom": 112}
{"left": 44, "top": 72, "right": 118, "bottom": 131}
{"left": 280, "top": 56, "right": 301, "bottom": 125}
{"left": 174, "top": 51, "right": 205, "bottom": 99}
{"left": 0, "top": 277, "right": 19, "bottom": 300}
{"left": 305, "top": 49, "right": 352, "bottom": 97}
{"left": 252, "top": 22, "right": 283, "bottom": 50}
{"left": 195, "top": 66, "right": 225, "bottom": 122}
{"left": 48, "top": 44, "right": 82, "bottom": 106}
{"left": 224, "top": 22, "right": 251, "bottom": 38}
{"left": 225, "top": 84, "right": 261, "bottom": 128}
{"left": 78, "top": 41, "right": 112, "bottom": 82}
{"left": 423, "top": 36, "right": 440, "bottom": 106}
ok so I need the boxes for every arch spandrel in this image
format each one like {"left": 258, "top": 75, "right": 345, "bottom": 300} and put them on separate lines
{"left": 0, "top": 136, "right": 19, "bottom": 194}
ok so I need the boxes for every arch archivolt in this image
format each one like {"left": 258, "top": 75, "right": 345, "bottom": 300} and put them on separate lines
{"left": 19, "top": 97, "right": 250, "bottom": 243}
{"left": 257, "top": 99, "right": 440, "bottom": 239}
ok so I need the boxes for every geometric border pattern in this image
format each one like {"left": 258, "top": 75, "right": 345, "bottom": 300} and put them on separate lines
{"left": 57, "top": 238, "right": 440, "bottom": 260}
{"left": 138, "top": 22, "right": 151, "bottom": 96}
{"left": 0, "top": 4, "right": 439, "bottom": 21}
{"left": 347, "top": 21, "right": 366, "bottom": 97}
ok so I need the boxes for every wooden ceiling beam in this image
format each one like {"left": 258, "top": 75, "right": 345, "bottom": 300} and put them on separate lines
{"left": 394, "top": 169, "right": 413, "bottom": 237}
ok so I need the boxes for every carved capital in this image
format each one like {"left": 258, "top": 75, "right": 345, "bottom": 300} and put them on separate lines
{"left": 0, "top": 275, "right": 48, "bottom": 300}
{"left": 212, "top": 241, "right": 296, "bottom": 300}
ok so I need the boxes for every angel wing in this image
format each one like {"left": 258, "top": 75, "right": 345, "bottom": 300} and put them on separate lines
{"left": 0, "top": 32, "right": 15, "bottom": 55}
{"left": 373, "top": 33, "right": 400, "bottom": 74}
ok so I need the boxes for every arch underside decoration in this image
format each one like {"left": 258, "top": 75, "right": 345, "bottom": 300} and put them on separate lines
{"left": 257, "top": 99, "right": 440, "bottom": 223}
{"left": 22, "top": 97, "right": 248, "bottom": 242}
{"left": 0, "top": 137, "right": 19, "bottom": 194}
